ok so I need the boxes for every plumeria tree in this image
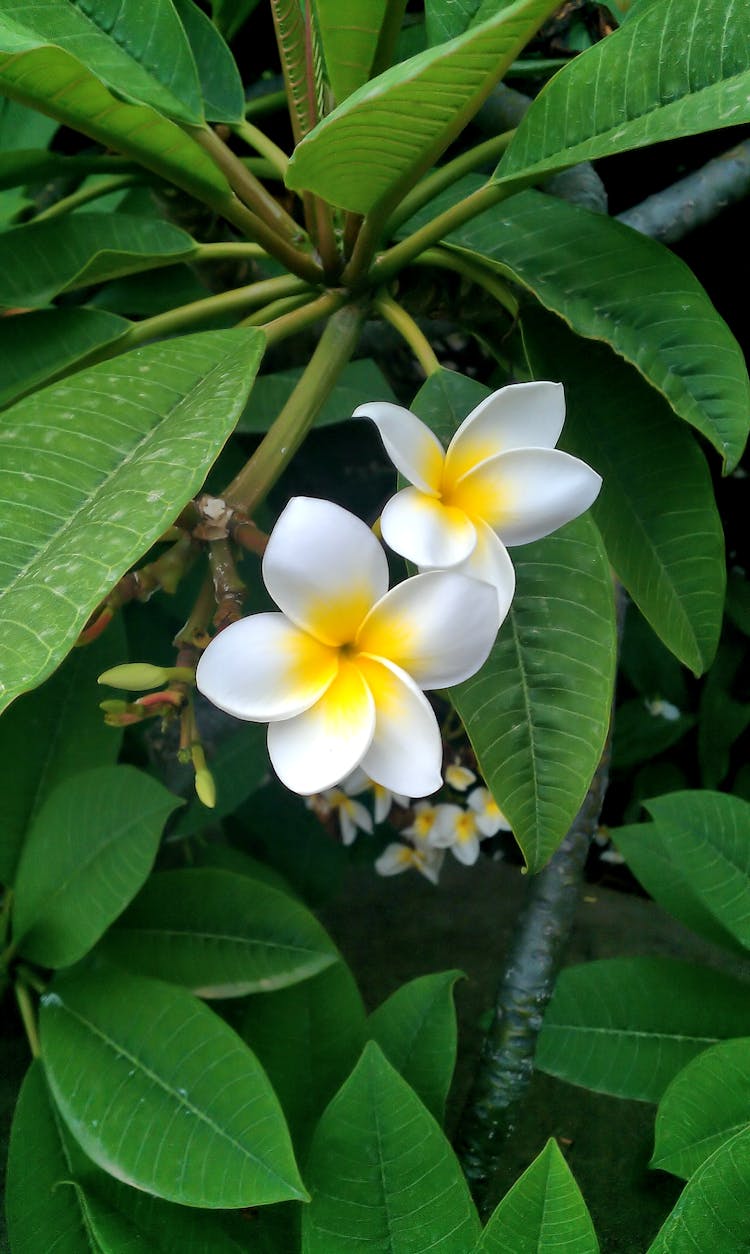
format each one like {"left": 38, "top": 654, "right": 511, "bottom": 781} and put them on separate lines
{"left": 1, "top": 0, "right": 750, "bottom": 1250}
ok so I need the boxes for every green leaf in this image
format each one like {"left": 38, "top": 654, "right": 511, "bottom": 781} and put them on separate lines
{"left": 536, "top": 958, "right": 750, "bottom": 1102}
{"left": 241, "top": 780, "right": 348, "bottom": 908}
{"left": 303, "top": 1041, "right": 481, "bottom": 1253}
{"left": 210, "top": 0, "right": 263, "bottom": 41}
{"left": 648, "top": 1127, "right": 750, "bottom": 1254}
{"left": 315, "top": 0, "right": 388, "bottom": 105}
{"left": 40, "top": 965, "right": 306, "bottom": 1208}
{"left": 522, "top": 307, "right": 726, "bottom": 673}
{"left": 474, "top": 1138, "right": 598, "bottom": 1253}
{"left": 101, "top": 868, "right": 339, "bottom": 997}
{"left": 495, "top": 0, "right": 750, "bottom": 189}
{"left": 0, "top": 213, "right": 195, "bottom": 310}
{"left": 425, "top": 0, "right": 485, "bottom": 45}
{"left": 611, "top": 700, "right": 695, "bottom": 771}
{"left": 239, "top": 960, "right": 366, "bottom": 1153}
{"left": 0, "top": 309, "right": 131, "bottom": 407}
{"left": 286, "top": 0, "right": 560, "bottom": 213}
{"left": 171, "top": 721, "right": 270, "bottom": 838}
{"left": 643, "top": 791, "right": 750, "bottom": 951}
{"left": 173, "top": 0, "right": 244, "bottom": 123}
{"left": 0, "top": 0, "right": 203, "bottom": 125}
{"left": 652, "top": 1038, "right": 750, "bottom": 1179}
{"left": 0, "top": 327, "right": 266, "bottom": 714}
{"left": 237, "top": 357, "right": 398, "bottom": 433}
{"left": 698, "top": 640, "right": 750, "bottom": 787}
{"left": 0, "top": 616, "right": 126, "bottom": 886}
{"left": 445, "top": 187, "right": 750, "bottom": 470}
{"left": 367, "top": 970, "right": 463, "bottom": 1122}
{"left": 12, "top": 765, "right": 180, "bottom": 967}
{"left": 0, "top": 93, "right": 57, "bottom": 149}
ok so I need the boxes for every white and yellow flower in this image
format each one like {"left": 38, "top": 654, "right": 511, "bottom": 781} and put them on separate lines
{"left": 354, "top": 382, "right": 601, "bottom": 609}
{"left": 342, "top": 766, "right": 408, "bottom": 825}
{"left": 402, "top": 799, "right": 442, "bottom": 843}
{"left": 467, "top": 786, "right": 512, "bottom": 837}
{"left": 429, "top": 804, "right": 486, "bottom": 866}
{"left": 375, "top": 841, "right": 444, "bottom": 885}
{"left": 306, "top": 786, "right": 374, "bottom": 845}
{"left": 445, "top": 762, "right": 477, "bottom": 792}
{"left": 196, "top": 497, "right": 500, "bottom": 798}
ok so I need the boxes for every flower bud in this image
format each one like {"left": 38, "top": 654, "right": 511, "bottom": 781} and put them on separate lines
{"left": 194, "top": 767, "right": 216, "bottom": 809}
{"left": 98, "top": 663, "right": 171, "bottom": 691}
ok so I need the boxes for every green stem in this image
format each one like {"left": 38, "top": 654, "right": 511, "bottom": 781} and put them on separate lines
{"left": 374, "top": 293, "right": 440, "bottom": 377}
{"left": 33, "top": 174, "right": 142, "bottom": 222}
{"left": 192, "top": 241, "right": 268, "bottom": 263}
{"left": 388, "top": 131, "right": 516, "bottom": 235}
{"left": 370, "top": 0, "right": 409, "bottom": 77}
{"left": 260, "top": 291, "right": 347, "bottom": 347}
{"left": 206, "top": 193, "right": 324, "bottom": 284}
{"left": 245, "top": 88, "right": 287, "bottom": 119}
{"left": 505, "top": 57, "right": 570, "bottom": 78}
{"left": 15, "top": 981, "right": 40, "bottom": 1058}
{"left": 414, "top": 247, "right": 519, "bottom": 318}
{"left": 191, "top": 126, "right": 301, "bottom": 243}
{"left": 233, "top": 118, "right": 290, "bottom": 180}
{"left": 224, "top": 301, "right": 365, "bottom": 513}
{"left": 121, "top": 275, "right": 311, "bottom": 347}
{"left": 239, "top": 290, "right": 316, "bottom": 329}
{"left": 0, "top": 889, "right": 12, "bottom": 949}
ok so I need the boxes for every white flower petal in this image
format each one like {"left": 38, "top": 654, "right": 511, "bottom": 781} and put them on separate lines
{"left": 374, "top": 843, "right": 414, "bottom": 877}
{"left": 339, "top": 797, "right": 373, "bottom": 844}
{"left": 342, "top": 766, "right": 370, "bottom": 796}
{"left": 436, "top": 519, "right": 516, "bottom": 619}
{"left": 444, "top": 382, "right": 565, "bottom": 487}
{"left": 358, "top": 570, "right": 499, "bottom": 689}
{"left": 380, "top": 487, "right": 477, "bottom": 568}
{"left": 414, "top": 846, "right": 444, "bottom": 885}
{"left": 427, "top": 804, "right": 464, "bottom": 848}
{"left": 263, "top": 497, "right": 389, "bottom": 646}
{"left": 354, "top": 401, "right": 444, "bottom": 494}
{"left": 468, "top": 786, "right": 512, "bottom": 837}
{"left": 450, "top": 834, "right": 480, "bottom": 866}
{"left": 196, "top": 613, "right": 337, "bottom": 722}
{"left": 356, "top": 656, "right": 443, "bottom": 798}
{"left": 450, "top": 448, "right": 602, "bottom": 546}
{"left": 267, "top": 660, "right": 375, "bottom": 794}
{"left": 445, "top": 764, "right": 477, "bottom": 792}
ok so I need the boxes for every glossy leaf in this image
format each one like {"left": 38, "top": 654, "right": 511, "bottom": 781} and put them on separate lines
{"left": 0, "top": 213, "right": 195, "bottom": 310}
{"left": 0, "top": 327, "right": 266, "bottom": 713}
{"left": 426, "top": 0, "right": 485, "bottom": 45}
{"left": 12, "top": 766, "right": 180, "bottom": 967}
{"left": 648, "top": 1127, "right": 750, "bottom": 1254}
{"left": 171, "top": 721, "right": 269, "bottom": 838}
{"left": 643, "top": 791, "right": 750, "bottom": 950}
{"left": 445, "top": 186, "right": 750, "bottom": 470}
{"left": 239, "top": 961, "right": 366, "bottom": 1152}
{"left": 173, "top": 0, "right": 244, "bottom": 123}
{"left": 474, "top": 1138, "right": 598, "bottom": 1253}
{"left": 303, "top": 1041, "right": 481, "bottom": 1253}
{"left": 0, "top": 0, "right": 203, "bottom": 125}
{"left": 40, "top": 966, "right": 305, "bottom": 1208}
{"left": 101, "top": 868, "right": 338, "bottom": 997}
{"left": 315, "top": 0, "right": 388, "bottom": 104}
{"left": 367, "top": 970, "right": 463, "bottom": 1123}
{"left": 523, "top": 307, "right": 726, "bottom": 673}
{"left": 286, "top": 0, "right": 560, "bottom": 213}
{"left": 653, "top": 1038, "right": 750, "bottom": 1179}
{"left": 0, "top": 309, "right": 131, "bottom": 407}
{"left": 536, "top": 958, "right": 750, "bottom": 1102}
{"left": 0, "top": 616, "right": 126, "bottom": 887}
{"left": 496, "top": 0, "right": 750, "bottom": 189}
{"left": 237, "top": 357, "right": 397, "bottom": 433}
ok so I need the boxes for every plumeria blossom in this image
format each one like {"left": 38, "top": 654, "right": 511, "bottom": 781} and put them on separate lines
{"left": 342, "top": 766, "right": 409, "bottom": 825}
{"left": 402, "top": 800, "right": 442, "bottom": 844}
{"left": 354, "top": 382, "right": 601, "bottom": 609}
{"left": 196, "top": 497, "right": 500, "bottom": 798}
{"left": 467, "top": 786, "right": 512, "bottom": 837}
{"left": 375, "top": 841, "right": 444, "bottom": 885}
{"left": 429, "top": 804, "right": 488, "bottom": 867}
{"left": 305, "top": 786, "right": 373, "bottom": 846}
{"left": 445, "top": 762, "right": 477, "bottom": 792}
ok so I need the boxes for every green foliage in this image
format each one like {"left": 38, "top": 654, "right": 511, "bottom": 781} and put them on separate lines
{"left": 315, "top": 0, "right": 389, "bottom": 105}
{"left": 0, "top": 309, "right": 131, "bottom": 408}
{"left": 475, "top": 1139, "right": 598, "bottom": 1253}
{"left": 648, "top": 1127, "right": 750, "bottom": 1254}
{"left": 237, "top": 358, "right": 397, "bottom": 432}
{"left": 653, "top": 1038, "right": 750, "bottom": 1179}
{"left": 173, "top": 0, "right": 245, "bottom": 123}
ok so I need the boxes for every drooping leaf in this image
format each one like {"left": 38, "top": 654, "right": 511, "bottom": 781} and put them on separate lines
{"left": 367, "top": 970, "right": 463, "bottom": 1123}
{"left": 303, "top": 1042, "right": 481, "bottom": 1253}
{"left": 536, "top": 958, "right": 750, "bottom": 1102}
{"left": 173, "top": 0, "right": 245, "bottom": 123}
{"left": 315, "top": 0, "right": 388, "bottom": 105}
{"left": 40, "top": 966, "right": 306, "bottom": 1208}
{"left": 523, "top": 307, "right": 726, "bottom": 673}
{"left": 12, "top": 766, "right": 180, "bottom": 967}
{"left": 474, "top": 1138, "right": 598, "bottom": 1253}
{"left": 648, "top": 1127, "right": 750, "bottom": 1254}
{"left": 0, "top": 327, "right": 266, "bottom": 714}
{"left": 286, "top": 0, "right": 560, "bottom": 213}
{"left": 100, "top": 868, "right": 338, "bottom": 997}
{"left": 0, "top": 213, "right": 195, "bottom": 310}
{"left": 0, "top": 309, "right": 131, "bottom": 407}
{"left": 171, "top": 721, "right": 270, "bottom": 838}
{"left": 652, "top": 1038, "right": 750, "bottom": 1179}
{"left": 237, "top": 357, "right": 398, "bottom": 432}
{"left": 495, "top": 0, "right": 750, "bottom": 189}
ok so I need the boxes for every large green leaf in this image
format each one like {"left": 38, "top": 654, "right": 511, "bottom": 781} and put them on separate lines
{"left": 443, "top": 186, "right": 750, "bottom": 470}
{"left": 0, "top": 309, "right": 131, "bottom": 407}
{"left": 495, "top": 0, "right": 750, "bottom": 189}
{"left": 239, "top": 960, "right": 366, "bottom": 1153}
{"left": 173, "top": 0, "right": 244, "bottom": 123}
{"left": 474, "top": 1138, "right": 598, "bottom": 1253}
{"left": 101, "top": 868, "right": 338, "bottom": 996}
{"left": 315, "top": 0, "right": 388, "bottom": 105}
{"left": 237, "top": 357, "right": 398, "bottom": 433}
{"left": 303, "top": 1041, "right": 481, "bottom": 1253}
{"left": 286, "top": 0, "right": 560, "bottom": 213}
{"left": 0, "top": 327, "right": 266, "bottom": 713}
{"left": 0, "top": 0, "right": 203, "bottom": 125}
{"left": 643, "top": 792, "right": 750, "bottom": 950}
{"left": 425, "top": 0, "right": 486, "bottom": 45}
{"left": 40, "top": 966, "right": 305, "bottom": 1208}
{"left": 523, "top": 307, "right": 725, "bottom": 673}
{"left": 536, "top": 958, "right": 750, "bottom": 1102}
{"left": 367, "top": 970, "right": 463, "bottom": 1123}
{"left": 12, "top": 765, "right": 180, "bottom": 967}
{"left": 648, "top": 1127, "right": 750, "bottom": 1254}
{"left": 652, "top": 1038, "right": 750, "bottom": 1179}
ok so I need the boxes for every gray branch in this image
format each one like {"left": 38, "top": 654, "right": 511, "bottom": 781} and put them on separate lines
{"left": 616, "top": 139, "right": 750, "bottom": 243}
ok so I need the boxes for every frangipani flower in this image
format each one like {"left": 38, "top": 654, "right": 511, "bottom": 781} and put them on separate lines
{"left": 429, "top": 804, "right": 487, "bottom": 866}
{"left": 375, "top": 841, "right": 444, "bottom": 885}
{"left": 342, "top": 767, "right": 409, "bottom": 825}
{"left": 467, "top": 786, "right": 512, "bottom": 837}
{"left": 445, "top": 763, "right": 477, "bottom": 792}
{"left": 306, "top": 786, "right": 373, "bottom": 846}
{"left": 196, "top": 497, "right": 500, "bottom": 799}
{"left": 354, "top": 382, "right": 601, "bottom": 608}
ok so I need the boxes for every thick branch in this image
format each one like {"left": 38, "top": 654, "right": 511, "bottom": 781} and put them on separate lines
{"left": 616, "top": 139, "right": 750, "bottom": 244}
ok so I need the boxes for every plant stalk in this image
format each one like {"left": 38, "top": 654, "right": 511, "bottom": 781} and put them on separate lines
{"left": 233, "top": 118, "right": 290, "bottom": 179}
{"left": 388, "top": 131, "right": 516, "bottom": 235}
{"left": 33, "top": 174, "right": 142, "bottom": 221}
{"left": 414, "top": 247, "right": 519, "bottom": 318}
{"left": 15, "top": 982, "right": 40, "bottom": 1058}
{"left": 374, "top": 293, "right": 441, "bottom": 376}
{"left": 191, "top": 126, "right": 300, "bottom": 242}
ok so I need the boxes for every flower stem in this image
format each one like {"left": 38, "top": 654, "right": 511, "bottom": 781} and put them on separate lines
{"left": 15, "top": 981, "right": 40, "bottom": 1058}
{"left": 413, "top": 247, "right": 519, "bottom": 318}
{"left": 33, "top": 173, "right": 142, "bottom": 221}
{"left": 258, "top": 290, "right": 347, "bottom": 347}
{"left": 387, "top": 131, "right": 516, "bottom": 235}
{"left": 233, "top": 118, "right": 290, "bottom": 180}
{"left": 223, "top": 301, "right": 366, "bottom": 513}
{"left": 191, "top": 125, "right": 300, "bottom": 242}
{"left": 374, "top": 293, "right": 441, "bottom": 377}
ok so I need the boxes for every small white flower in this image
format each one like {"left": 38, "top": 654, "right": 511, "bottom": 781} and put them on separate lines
{"left": 196, "top": 497, "right": 500, "bottom": 798}
{"left": 467, "top": 786, "right": 512, "bottom": 837}
{"left": 312, "top": 786, "right": 373, "bottom": 845}
{"left": 645, "top": 697, "right": 681, "bottom": 722}
{"left": 355, "top": 382, "right": 601, "bottom": 611}
{"left": 445, "top": 763, "right": 477, "bottom": 792}
{"left": 343, "top": 768, "right": 408, "bottom": 825}
{"left": 428, "top": 804, "right": 486, "bottom": 866}
{"left": 403, "top": 800, "right": 442, "bottom": 844}
{"left": 375, "top": 841, "right": 444, "bottom": 885}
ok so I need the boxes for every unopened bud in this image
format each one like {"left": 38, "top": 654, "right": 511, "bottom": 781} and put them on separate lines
{"left": 99, "top": 699, "right": 130, "bottom": 714}
{"left": 98, "top": 663, "right": 195, "bottom": 691}
{"left": 195, "top": 767, "right": 216, "bottom": 809}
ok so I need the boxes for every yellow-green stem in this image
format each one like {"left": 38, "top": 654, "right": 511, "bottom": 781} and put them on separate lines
{"left": 122, "top": 274, "right": 311, "bottom": 348}
{"left": 224, "top": 301, "right": 365, "bottom": 513}
{"left": 239, "top": 291, "right": 316, "bottom": 329}
{"left": 191, "top": 126, "right": 301, "bottom": 243}
{"left": 387, "top": 131, "right": 516, "bottom": 235}
{"left": 261, "top": 290, "right": 346, "bottom": 347}
{"left": 414, "top": 247, "right": 519, "bottom": 318}
{"left": 374, "top": 293, "right": 441, "bottom": 377}
{"left": 33, "top": 174, "right": 142, "bottom": 222}
{"left": 245, "top": 88, "right": 287, "bottom": 118}
{"left": 15, "top": 982, "right": 40, "bottom": 1058}
{"left": 209, "top": 194, "right": 324, "bottom": 284}
{"left": 233, "top": 118, "right": 290, "bottom": 180}
{"left": 193, "top": 241, "right": 268, "bottom": 262}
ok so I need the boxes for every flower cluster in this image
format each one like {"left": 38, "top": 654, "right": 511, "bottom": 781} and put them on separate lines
{"left": 376, "top": 786, "right": 512, "bottom": 884}
{"left": 196, "top": 383, "right": 601, "bottom": 807}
